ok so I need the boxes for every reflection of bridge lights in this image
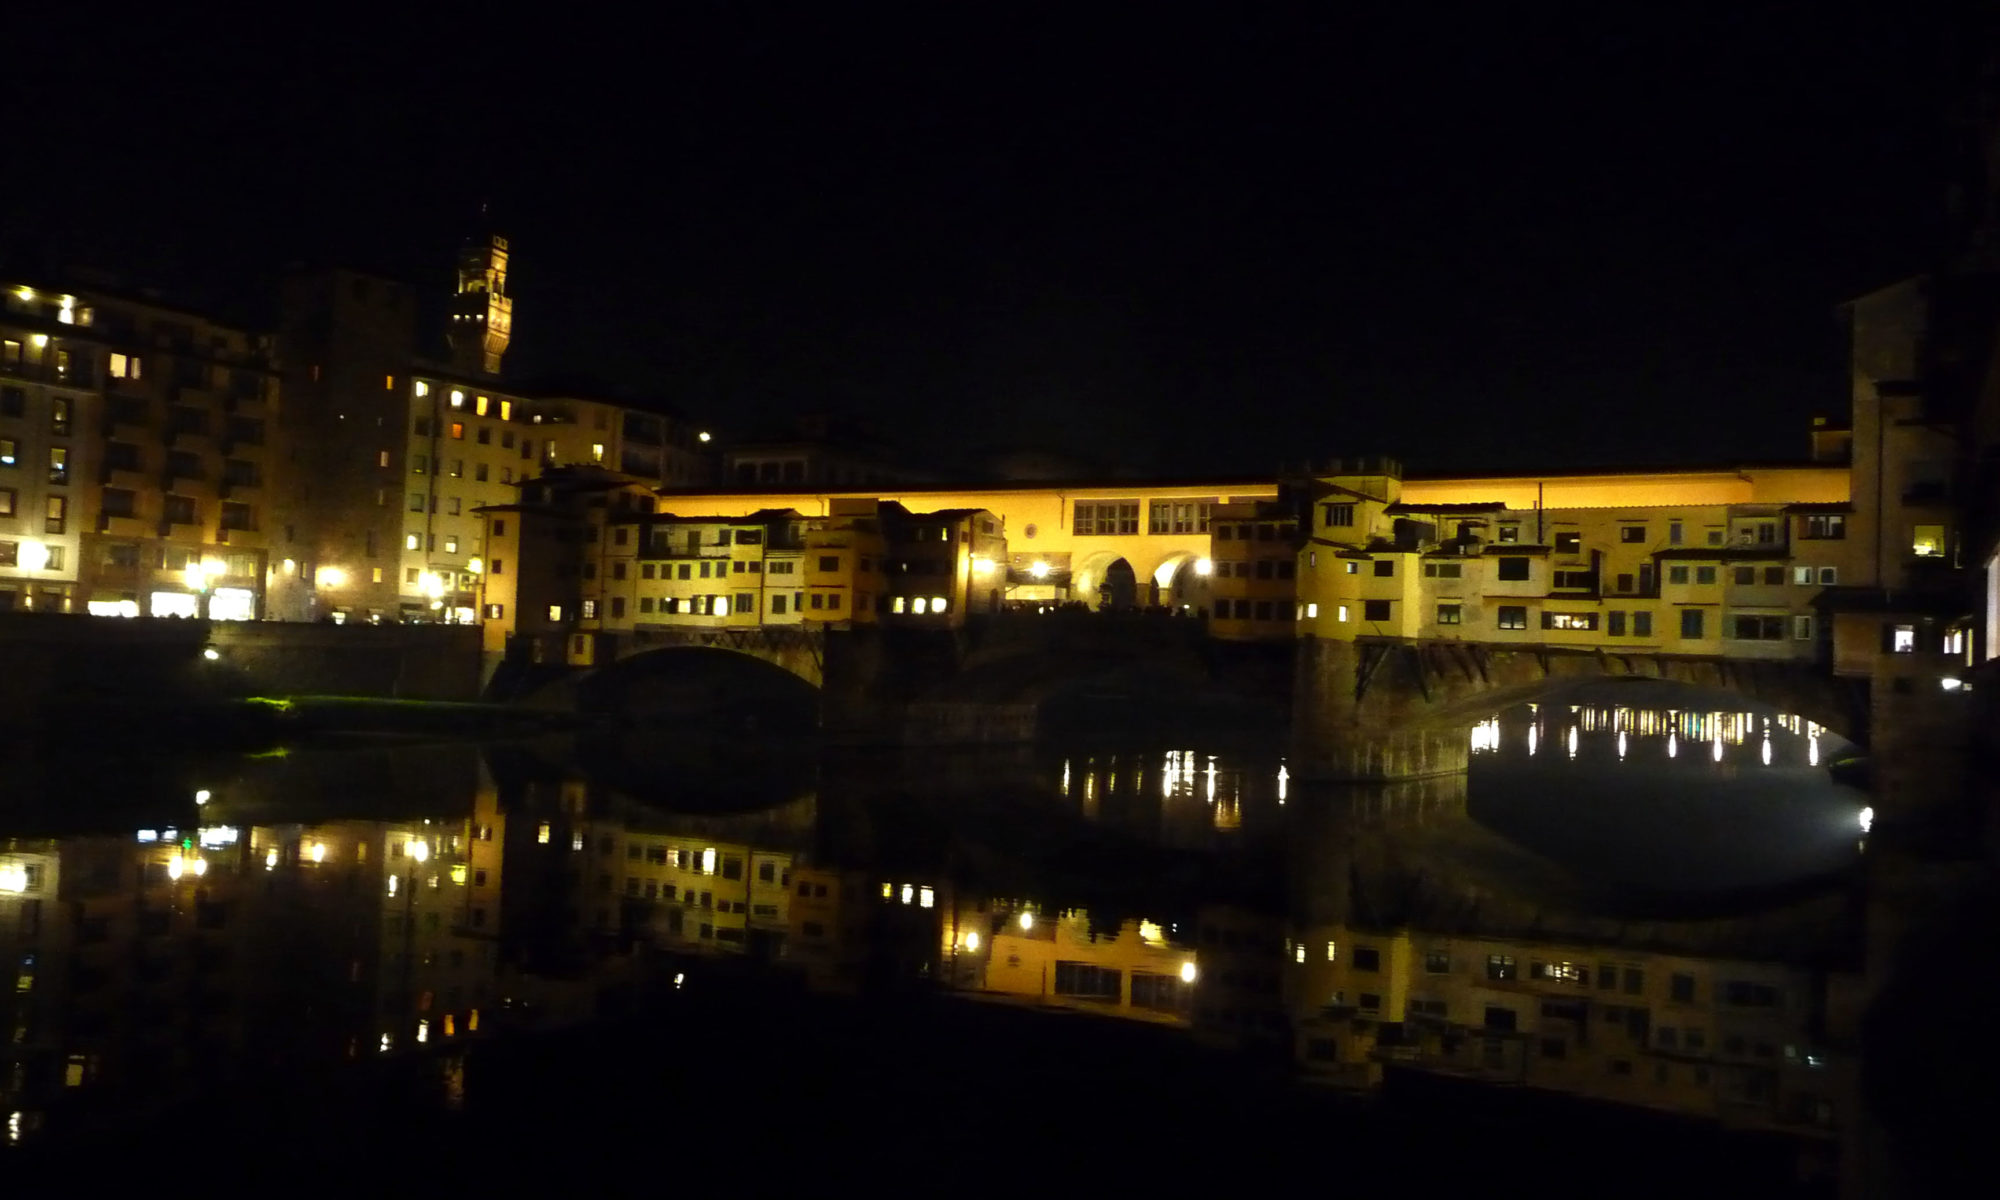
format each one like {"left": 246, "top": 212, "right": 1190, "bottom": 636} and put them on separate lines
{"left": 1527, "top": 724, "right": 1538, "bottom": 756}
{"left": 1566, "top": 726, "right": 1578, "bottom": 759}
{"left": 1712, "top": 734, "right": 1724, "bottom": 762}
{"left": 1469, "top": 718, "right": 1501, "bottom": 754}
{"left": 1858, "top": 806, "right": 1874, "bottom": 834}
{"left": 1617, "top": 730, "right": 1627, "bottom": 760}
{"left": 1667, "top": 733, "right": 1678, "bottom": 758}
{"left": 1277, "top": 763, "right": 1288, "bottom": 803}
{"left": 1061, "top": 760, "right": 1070, "bottom": 796}
{"left": 1205, "top": 756, "right": 1217, "bottom": 802}
{"left": 1809, "top": 735, "right": 1819, "bottom": 767}
{"left": 1760, "top": 737, "right": 1772, "bottom": 766}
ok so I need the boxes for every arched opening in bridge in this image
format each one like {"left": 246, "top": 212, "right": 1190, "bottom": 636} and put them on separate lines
{"left": 1149, "top": 551, "right": 1210, "bottom": 613}
{"left": 1073, "top": 553, "right": 1139, "bottom": 611}
{"left": 580, "top": 646, "right": 820, "bottom": 733}
{"left": 1460, "top": 677, "right": 1866, "bottom": 898}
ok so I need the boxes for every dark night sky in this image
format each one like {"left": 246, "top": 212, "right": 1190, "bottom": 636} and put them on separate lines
{"left": 1, "top": 5, "right": 1983, "bottom": 477}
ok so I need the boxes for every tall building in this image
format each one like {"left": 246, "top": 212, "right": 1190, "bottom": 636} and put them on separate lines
{"left": 2, "top": 279, "right": 276, "bottom": 619}
{"left": 270, "top": 225, "right": 710, "bottom": 624}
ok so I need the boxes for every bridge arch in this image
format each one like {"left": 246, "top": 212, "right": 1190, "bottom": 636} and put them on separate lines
{"left": 579, "top": 634, "right": 824, "bottom": 729}
{"left": 1144, "top": 549, "right": 1211, "bottom": 612}
{"left": 1072, "top": 551, "right": 1140, "bottom": 610}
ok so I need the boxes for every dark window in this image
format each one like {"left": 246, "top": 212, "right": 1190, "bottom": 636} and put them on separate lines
{"left": 1633, "top": 610, "right": 1653, "bottom": 637}
{"left": 1352, "top": 947, "right": 1380, "bottom": 972}
{"left": 1362, "top": 599, "right": 1390, "bottom": 622}
{"left": 1496, "top": 557, "right": 1530, "bottom": 581}
{"left": 1497, "top": 605, "right": 1528, "bottom": 630}
{"left": 1052, "top": 962, "right": 1122, "bottom": 1000}
{"left": 1484, "top": 1006, "right": 1518, "bottom": 1031}
{"left": 1733, "top": 566, "right": 1755, "bottom": 586}
{"left": 1554, "top": 532, "right": 1582, "bottom": 553}
{"left": 1607, "top": 610, "right": 1626, "bottom": 636}
{"left": 1486, "top": 954, "right": 1516, "bottom": 981}
{"left": 1619, "top": 526, "right": 1646, "bottom": 543}
{"left": 1372, "top": 559, "right": 1394, "bottom": 577}
{"left": 1670, "top": 973, "right": 1696, "bottom": 1004}
{"left": 1424, "top": 951, "right": 1450, "bottom": 973}
{"left": 1321, "top": 503, "right": 1354, "bottom": 527}
{"left": 1436, "top": 603, "right": 1462, "bottom": 625}
{"left": 1679, "top": 609, "right": 1704, "bottom": 639}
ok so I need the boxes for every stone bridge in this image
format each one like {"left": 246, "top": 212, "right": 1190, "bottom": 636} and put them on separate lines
{"left": 1293, "top": 636, "right": 1869, "bottom": 782}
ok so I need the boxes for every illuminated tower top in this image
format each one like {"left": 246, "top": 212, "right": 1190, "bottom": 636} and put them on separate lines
{"left": 448, "top": 216, "right": 512, "bottom": 376}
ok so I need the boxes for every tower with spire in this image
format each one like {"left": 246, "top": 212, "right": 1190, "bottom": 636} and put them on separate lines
{"left": 447, "top": 204, "right": 512, "bottom": 376}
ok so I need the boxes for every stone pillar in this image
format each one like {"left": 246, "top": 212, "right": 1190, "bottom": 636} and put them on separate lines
{"left": 1293, "top": 636, "right": 1470, "bottom": 781}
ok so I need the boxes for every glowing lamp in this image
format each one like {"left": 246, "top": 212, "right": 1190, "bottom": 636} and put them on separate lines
{"left": 964, "top": 931, "right": 980, "bottom": 952}
{"left": 202, "top": 647, "right": 220, "bottom": 661}
{"left": 1028, "top": 561, "right": 1050, "bottom": 580}
{"left": 1018, "top": 911, "right": 1034, "bottom": 931}
{"left": 18, "top": 541, "right": 49, "bottom": 571}
{"left": 1179, "top": 961, "right": 1198, "bottom": 984}
{"left": 406, "top": 838, "right": 430, "bottom": 863}
{"left": 317, "top": 567, "right": 346, "bottom": 588}
{"left": 466, "top": 557, "right": 483, "bottom": 575}
{"left": 1193, "top": 557, "right": 1213, "bottom": 576}
{"left": 1858, "top": 806, "right": 1874, "bottom": 834}
{"left": 698, "top": 431, "right": 712, "bottom": 443}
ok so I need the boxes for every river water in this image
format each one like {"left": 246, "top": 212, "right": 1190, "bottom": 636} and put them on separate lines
{"left": 0, "top": 680, "right": 1961, "bottom": 1192}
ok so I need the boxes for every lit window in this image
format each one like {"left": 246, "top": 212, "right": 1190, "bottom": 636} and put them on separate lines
{"left": 1891, "top": 625, "right": 1916, "bottom": 653}
{"left": 1305, "top": 602, "right": 1319, "bottom": 618}
{"left": 547, "top": 605, "right": 562, "bottom": 621}
{"left": 372, "top": 567, "right": 384, "bottom": 583}
{"left": 451, "top": 422, "right": 465, "bottom": 440}
{"left": 476, "top": 395, "right": 490, "bottom": 416}
{"left": 500, "top": 400, "right": 511, "bottom": 421}
{"left": 931, "top": 596, "right": 948, "bottom": 613}
{"left": 450, "top": 390, "right": 465, "bottom": 409}
{"left": 536, "top": 822, "right": 551, "bottom": 844}
{"left": 415, "top": 380, "right": 430, "bottom": 397}
{"left": 444, "top": 536, "right": 458, "bottom": 554}
{"left": 405, "top": 534, "right": 420, "bottom": 551}
{"left": 919, "top": 886, "right": 935, "bottom": 909}
{"left": 592, "top": 443, "right": 605, "bottom": 463}
{"left": 892, "top": 596, "right": 906, "bottom": 613}
{"left": 1912, "top": 524, "right": 1945, "bottom": 558}
{"left": 1336, "top": 604, "right": 1349, "bottom": 622}
{"left": 911, "top": 597, "right": 927, "bottom": 614}
{"left": 385, "top": 374, "right": 395, "bottom": 390}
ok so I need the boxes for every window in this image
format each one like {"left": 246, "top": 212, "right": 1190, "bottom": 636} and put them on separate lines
{"left": 1424, "top": 950, "right": 1449, "bottom": 974}
{"left": 449, "top": 459, "right": 463, "bottom": 478}
{"left": 547, "top": 605, "right": 563, "bottom": 621}
{"left": 771, "top": 594, "right": 787, "bottom": 615}
{"left": 1679, "top": 609, "right": 1704, "bottom": 639}
{"left": 1890, "top": 624, "right": 1916, "bottom": 653}
{"left": 1912, "top": 524, "right": 1945, "bottom": 557}
{"left": 1763, "top": 566, "right": 1784, "bottom": 585}
{"left": 1543, "top": 611, "right": 1598, "bottom": 631}
{"left": 1729, "top": 614, "right": 1786, "bottom": 640}
{"left": 1362, "top": 599, "right": 1390, "bottom": 622}
{"left": 1670, "top": 973, "right": 1696, "bottom": 1004}
{"left": 1620, "top": 526, "right": 1646, "bottom": 543}
{"left": 1497, "top": 605, "right": 1528, "bottom": 630}
{"left": 1436, "top": 602, "right": 1462, "bottom": 625}
{"left": 101, "top": 487, "right": 136, "bottom": 518}
{"left": 1423, "top": 562, "right": 1462, "bottom": 578}
{"left": 1321, "top": 502, "right": 1355, "bottom": 527}
{"left": 0, "top": 487, "right": 11, "bottom": 516}
{"left": 1817, "top": 566, "right": 1837, "bottom": 585}
{"left": 1372, "top": 559, "right": 1393, "bottom": 577}
{"left": 110, "top": 352, "right": 141, "bottom": 379}
{"left": 412, "top": 454, "right": 427, "bottom": 475}
{"left": 450, "top": 422, "right": 465, "bottom": 440}
{"left": 1632, "top": 610, "right": 1652, "bottom": 637}
{"left": 0, "top": 437, "right": 14, "bottom": 466}
{"left": 48, "top": 447, "right": 66, "bottom": 485}
{"left": 1352, "top": 946, "right": 1381, "bottom": 971}
{"left": 1706, "top": 529, "right": 1725, "bottom": 546}
{"left": 1496, "top": 523, "right": 1519, "bottom": 543}
{"left": 444, "top": 536, "right": 458, "bottom": 554}
{"left": 1733, "top": 566, "right": 1755, "bottom": 585}
{"left": 1668, "top": 521, "right": 1683, "bottom": 544}
{"left": 1336, "top": 605, "right": 1349, "bottom": 621}
{"left": 1053, "top": 962, "right": 1122, "bottom": 1000}
{"left": 43, "top": 495, "right": 64, "bottom": 535}
{"left": 1623, "top": 967, "right": 1644, "bottom": 995}
{"left": 1495, "top": 557, "right": 1530, "bottom": 581}
{"left": 1793, "top": 614, "right": 1813, "bottom": 641}
{"left": 1486, "top": 954, "right": 1517, "bottom": 981}
{"left": 1668, "top": 565, "right": 1689, "bottom": 585}
{"left": 448, "top": 497, "right": 461, "bottom": 516}
{"left": 1073, "top": 500, "right": 1140, "bottom": 536}
{"left": 1554, "top": 532, "right": 1582, "bottom": 554}
{"left": 1607, "top": 610, "right": 1626, "bottom": 636}
{"left": 1694, "top": 566, "right": 1717, "bottom": 585}
{"left": 1802, "top": 513, "right": 1845, "bottom": 539}
{"left": 1793, "top": 565, "right": 1814, "bottom": 585}
{"left": 1721, "top": 981, "right": 1779, "bottom": 1008}
{"left": 163, "top": 495, "right": 196, "bottom": 526}
{"left": 1552, "top": 569, "right": 1593, "bottom": 589}
{"left": 405, "top": 533, "right": 420, "bottom": 551}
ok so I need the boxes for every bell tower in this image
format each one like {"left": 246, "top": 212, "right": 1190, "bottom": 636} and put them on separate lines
{"left": 448, "top": 209, "right": 512, "bottom": 376}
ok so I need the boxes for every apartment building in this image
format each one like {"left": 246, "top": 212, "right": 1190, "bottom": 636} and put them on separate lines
{"left": 2, "top": 280, "right": 276, "bottom": 619}
{"left": 482, "top": 468, "right": 1007, "bottom": 668}
{"left": 1206, "top": 499, "right": 1299, "bottom": 640}
{"left": 269, "top": 227, "right": 708, "bottom": 624}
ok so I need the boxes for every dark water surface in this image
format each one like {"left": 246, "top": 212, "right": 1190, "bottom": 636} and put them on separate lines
{"left": 0, "top": 683, "right": 1962, "bottom": 1192}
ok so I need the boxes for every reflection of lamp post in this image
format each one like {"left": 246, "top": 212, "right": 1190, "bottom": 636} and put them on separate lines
{"left": 399, "top": 835, "right": 429, "bottom": 1050}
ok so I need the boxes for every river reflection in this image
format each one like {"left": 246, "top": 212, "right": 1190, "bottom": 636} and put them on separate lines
{"left": 0, "top": 698, "right": 1879, "bottom": 1184}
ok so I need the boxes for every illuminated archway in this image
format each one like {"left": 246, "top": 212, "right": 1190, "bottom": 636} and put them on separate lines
{"left": 1146, "top": 550, "right": 1212, "bottom": 612}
